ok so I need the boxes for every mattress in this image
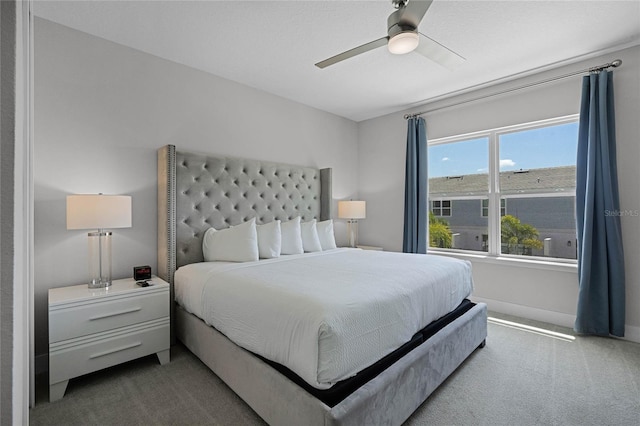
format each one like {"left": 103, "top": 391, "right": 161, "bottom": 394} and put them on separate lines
{"left": 174, "top": 248, "right": 473, "bottom": 389}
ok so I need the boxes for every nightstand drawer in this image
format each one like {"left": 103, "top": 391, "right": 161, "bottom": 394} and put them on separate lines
{"left": 49, "top": 291, "right": 169, "bottom": 342}
{"left": 49, "top": 319, "right": 169, "bottom": 385}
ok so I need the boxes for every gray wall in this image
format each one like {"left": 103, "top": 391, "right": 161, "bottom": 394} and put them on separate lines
{"left": 33, "top": 18, "right": 359, "bottom": 365}
{"left": 358, "top": 45, "right": 640, "bottom": 339}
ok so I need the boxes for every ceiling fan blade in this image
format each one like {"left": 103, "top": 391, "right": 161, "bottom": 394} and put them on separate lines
{"left": 416, "top": 32, "right": 465, "bottom": 70}
{"left": 396, "top": 0, "right": 434, "bottom": 27}
{"left": 315, "top": 37, "right": 388, "bottom": 69}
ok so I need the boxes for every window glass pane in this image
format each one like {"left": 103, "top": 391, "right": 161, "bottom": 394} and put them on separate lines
{"left": 429, "top": 138, "right": 488, "bottom": 252}
{"left": 429, "top": 118, "right": 578, "bottom": 261}
{"left": 499, "top": 122, "right": 578, "bottom": 194}
{"left": 441, "top": 200, "right": 451, "bottom": 216}
{"left": 429, "top": 199, "right": 488, "bottom": 252}
{"left": 429, "top": 138, "right": 489, "bottom": 197}
{"left": 431, "top": 200, "right": 441, "bottom": 216}
{"left": 500, "top": 196, "right": 576, "bottom": 259}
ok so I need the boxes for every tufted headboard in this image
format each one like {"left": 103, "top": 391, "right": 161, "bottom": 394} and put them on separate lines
{"left": 157, "top": 145, "right": 332, "bottom": 337}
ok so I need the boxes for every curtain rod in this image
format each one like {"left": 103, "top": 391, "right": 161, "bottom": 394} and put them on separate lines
{"left": 404, "top": 59, "right": 622, "bottom": 119}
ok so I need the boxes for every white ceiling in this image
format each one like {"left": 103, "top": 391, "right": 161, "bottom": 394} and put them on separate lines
{"left": 33, "top": 0, "right": 640, "bottom": 122}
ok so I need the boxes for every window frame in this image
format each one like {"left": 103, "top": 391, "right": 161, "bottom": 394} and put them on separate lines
{"left": 481, "top": 198, "right": 506, "bottom": 217}
{"left": 427, "top": 114, "right": 579, "bottom": 265}
{"left": 431, "top": 199, "right": 452, "bottom": 217}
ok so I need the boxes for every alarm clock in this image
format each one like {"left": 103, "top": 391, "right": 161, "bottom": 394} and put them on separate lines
{"left": 133, "top": 265, "right": 152, "bottom": 281}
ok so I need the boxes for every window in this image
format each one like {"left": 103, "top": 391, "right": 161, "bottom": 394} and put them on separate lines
{"left": 482, "top": 199, "right": 506, "bottom": 217}
{"left": 428, "top": 137, "right": 488, "bottom": 252}
{"left": 428, "top": 116, "right": 578, "bottom": 261}
{"left": 431, "top": 200, "right": 451, "bottom": 217}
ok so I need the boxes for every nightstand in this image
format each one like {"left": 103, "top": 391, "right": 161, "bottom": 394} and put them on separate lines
{"left": 48, "top": 276, "right": 170, "bottom": 402}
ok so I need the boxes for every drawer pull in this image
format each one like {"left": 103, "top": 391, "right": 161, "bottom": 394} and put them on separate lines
{"left": 89, "top": 307, "right": 141, "bottom": 321}
{"left": 89, "top": 342, "right": 142, "bottom": 359}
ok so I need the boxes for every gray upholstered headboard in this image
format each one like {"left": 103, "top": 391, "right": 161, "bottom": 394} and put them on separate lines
{"left": 157, "top": 144, "right": 332, "bottom": 308}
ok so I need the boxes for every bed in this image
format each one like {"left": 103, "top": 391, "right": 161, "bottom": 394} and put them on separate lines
{"left": 157, "top": 145, "right": 487, "bottom": 425}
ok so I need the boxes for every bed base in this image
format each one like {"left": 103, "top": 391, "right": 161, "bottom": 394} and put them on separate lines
{"left": 176, "top": 302, "right": 487, "bottom": 425}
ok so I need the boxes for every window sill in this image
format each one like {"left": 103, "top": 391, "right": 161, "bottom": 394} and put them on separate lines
{"left": 427, "top": 249, "right": 578, "bottom": 273}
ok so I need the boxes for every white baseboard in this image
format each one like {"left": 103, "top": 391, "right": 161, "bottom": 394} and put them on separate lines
{"left": 623, "top": 324, "right": 640, "bottom": 343}
{"left": 472, "top": 296, "right": 640, "bottom": 344}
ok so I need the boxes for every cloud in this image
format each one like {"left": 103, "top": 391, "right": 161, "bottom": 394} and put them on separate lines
{"left": 500, "top": 159, "right": 516, "bottom": 168}
{"left": 441, "top": 157, "right": 449, "bottom": 162}
{"left": 477, "top": 168, "right": 488, "bottom": 172}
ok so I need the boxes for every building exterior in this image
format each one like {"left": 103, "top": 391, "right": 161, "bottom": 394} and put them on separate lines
{"left": 429, "top": 166, "right": 577, "bottom": 259}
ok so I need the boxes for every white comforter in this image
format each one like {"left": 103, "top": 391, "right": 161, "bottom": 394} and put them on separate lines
{"left": 175, "top": 248, "right": 473, "bottom": 389}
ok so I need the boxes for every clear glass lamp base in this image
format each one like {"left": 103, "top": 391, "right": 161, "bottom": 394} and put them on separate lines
{"left": 347, "top": 220, "right": 359, "bottom": 248}
{"left": 88, "top": 278, "right": 112, "bottom": 289}
{"left": 87, "top": 230, "right": 113, "bottom": 289}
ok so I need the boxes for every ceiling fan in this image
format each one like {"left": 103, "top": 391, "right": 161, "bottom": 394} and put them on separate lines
{"left": 315, "top": 0, "right": 465, "bottom": 70}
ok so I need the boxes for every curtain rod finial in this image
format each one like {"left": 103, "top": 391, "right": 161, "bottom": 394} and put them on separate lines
{"left": 611, "top": 59, "right": 622, "bottom": 68}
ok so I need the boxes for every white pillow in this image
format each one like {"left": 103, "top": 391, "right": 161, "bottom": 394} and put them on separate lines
{"left": 280, "top": 217, "right": 304, "bottom": 255}
{"left": 202, "top": 218, "right": 259, "bottom": 262}
{"left": 256, "top": 220, "right": 281, "bottom": 259}
{"left": 316, "top": 219, "right": 337, "bottom": 251}
{"left": 301, "top": 219, "right": 322, "bottom": 252}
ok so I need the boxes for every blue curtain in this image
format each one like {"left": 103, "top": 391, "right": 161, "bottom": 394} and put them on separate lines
{"left": 575, "top": 70, "right": 625, "bottom": 337}
{"left": 403, "top": 117, "right": 428, "bottom": 254}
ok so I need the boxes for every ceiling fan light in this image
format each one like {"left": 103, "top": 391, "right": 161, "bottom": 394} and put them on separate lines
{"left": 388, "top": 31, "right": 419, "bottom": 55}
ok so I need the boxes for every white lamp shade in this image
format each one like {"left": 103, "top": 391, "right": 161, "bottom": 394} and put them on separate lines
{"left": 67, "top": 194, "right": 132, "bottom": 230}
{"left": 338, "top": 200, "right": 366, "bottom": 220}
{"left": 388, "top": 31, "right": 419, "bottom": 55}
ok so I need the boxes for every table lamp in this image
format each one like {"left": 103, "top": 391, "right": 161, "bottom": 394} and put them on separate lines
{"left": 67, "top": 194, "right": 132, "bottom": 288}
{"left": 338, "top": 200, "right": 366, "bottom": 248}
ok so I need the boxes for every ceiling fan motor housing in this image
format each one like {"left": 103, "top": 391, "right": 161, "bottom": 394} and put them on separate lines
{"left": 388, "top": 8, "right": 417, "bottom": 38}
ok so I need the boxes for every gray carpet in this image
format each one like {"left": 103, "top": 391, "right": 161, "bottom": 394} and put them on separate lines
{"left": 30, "top": 312, "right": 640, "bottom": 426}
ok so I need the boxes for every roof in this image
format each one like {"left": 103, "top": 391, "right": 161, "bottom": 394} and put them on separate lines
{"left": 430, "top": 165, "right": 576, "bottom": 196}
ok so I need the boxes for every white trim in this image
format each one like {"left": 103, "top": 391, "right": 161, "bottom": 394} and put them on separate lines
{"left": 472, "top": 296, "right": 576, "bottom": 328}
{"left": 494, "top": 114, "right": 580, "bottom": 138}
{"left": 500, "top": 191, "right": 576, "bottom": 199}
{"left": 10, "top": 0, "right": 34, "bottom": 421}
{"left": 623, "top": 324, "right": 640, "bottom": 344}
{"left": 473, "top": 296, "right": 640, "bottom": 344}
{"left": 428, "top": 114, "right": 579, "bottom": 146}
{"left": 17, "top": 0, "right": 34, "bottom": 415}
{"left": 428, "top": 248, "right": 578, "bottom": 273}
{"left": 488, "top": 131, "right": 499, "bottom": 254}
{"left": 431, "top": 192, "right": 574, "bottom": 204}
{"left": 431, "top": 194, "right": 488, "bottom": 201}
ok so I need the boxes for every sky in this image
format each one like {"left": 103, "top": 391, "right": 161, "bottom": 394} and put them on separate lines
{"left": 428, "top": 121, "right": 579, "bottom": 178}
